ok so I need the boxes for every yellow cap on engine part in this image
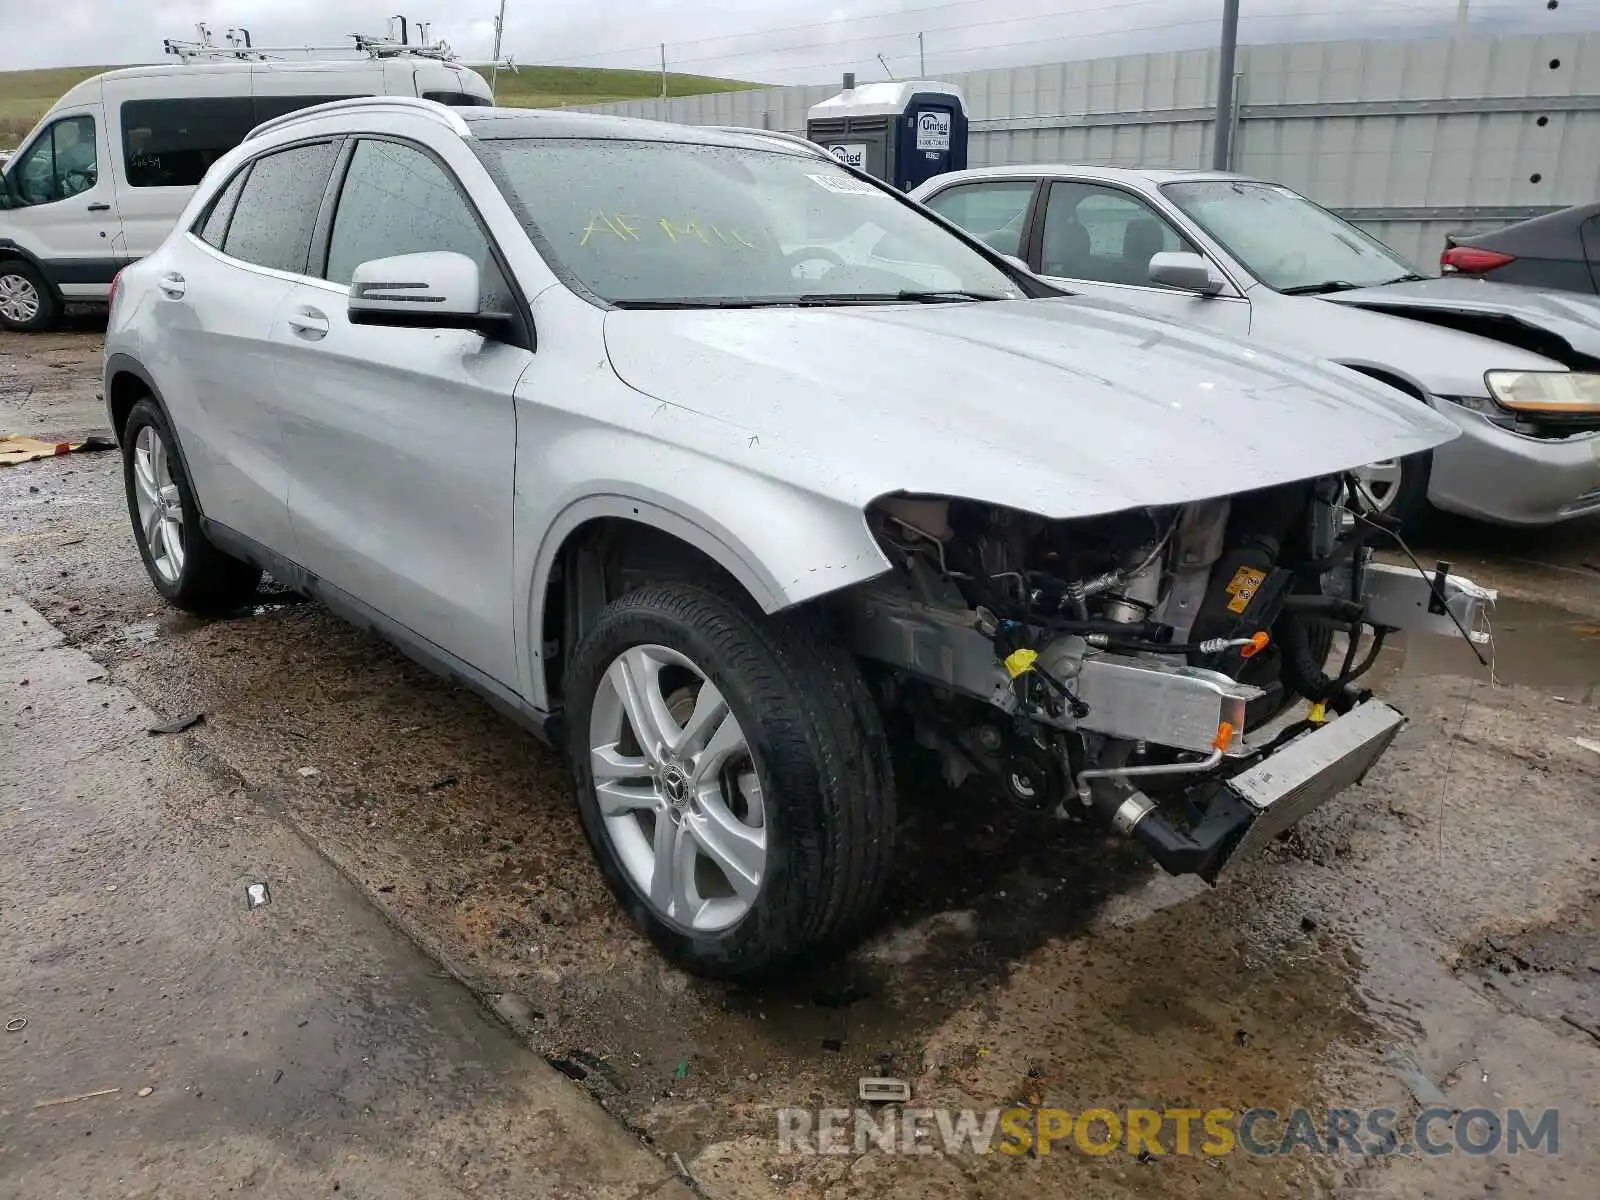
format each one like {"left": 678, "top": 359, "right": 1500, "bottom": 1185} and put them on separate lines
{"left": 1004, "top": 648, "right": 1038, "bottom": 678}
{"left": 1308, "top": 702, "right": 1327, "bottom": 724}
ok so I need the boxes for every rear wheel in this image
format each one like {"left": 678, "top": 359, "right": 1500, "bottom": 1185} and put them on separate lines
{"left": 122, "top": 398, "right": 262, "bottom": 613}
{"left": 565, "top": 582, "right": 896, "bottom": 980}
{"left": 0, "top": 261, "right": 58, "bottom": 332}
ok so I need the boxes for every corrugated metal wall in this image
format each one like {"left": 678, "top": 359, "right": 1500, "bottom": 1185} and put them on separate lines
{"left": 574, "top": 32, "right": 1600, "bottom": 266}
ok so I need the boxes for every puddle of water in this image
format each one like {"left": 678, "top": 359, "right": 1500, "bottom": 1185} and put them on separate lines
{"left": 1398, "top": 597, "right": 1600, "bottom": 697}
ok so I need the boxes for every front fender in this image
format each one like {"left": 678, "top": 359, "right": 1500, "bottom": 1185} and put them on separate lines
{"left": 516, "top": 434, "right": 893, "bottom": 711}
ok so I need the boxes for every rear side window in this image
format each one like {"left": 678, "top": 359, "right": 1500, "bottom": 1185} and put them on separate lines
{"left": 195, "top": 165, "right": 251, "bottom": 249}
{"left": 121, "top": 98, "right": 256, "bottom": 188}
{"left": 221, "top": 141, "right": 338, "bottom": 274}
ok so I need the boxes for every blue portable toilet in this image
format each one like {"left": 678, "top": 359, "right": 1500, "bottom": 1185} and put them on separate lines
{"left": 805, "top": 78, "right": 968, "bottom": 192}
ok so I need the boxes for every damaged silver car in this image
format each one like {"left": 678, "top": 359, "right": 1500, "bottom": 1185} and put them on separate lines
{"left": 914, "top": 166, "right": 1600, "bottom": 527}
{"left": 103, "top": 99, "right": 1492, "bottom": 979}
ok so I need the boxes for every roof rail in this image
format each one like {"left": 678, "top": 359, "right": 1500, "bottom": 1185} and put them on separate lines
{"left": 246, "top": 95, "right": 474, "bottom": 142}
{"left": 708, "top": 126, "right": 829, "bottom": 158}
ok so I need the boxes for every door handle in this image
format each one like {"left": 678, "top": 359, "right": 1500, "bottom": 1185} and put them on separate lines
{"left": 285, "top": 307, "right": 329, "bottom": 340}
{"left": 157, "top": 273, "right": 186, "bottom": 299}
{"left": 87, "top": 202, "right": 111, "bottom": 213}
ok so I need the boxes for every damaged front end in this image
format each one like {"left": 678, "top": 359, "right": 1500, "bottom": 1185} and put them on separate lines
{"left": 834, "top": 477, "right": 1495, "bottom": 883}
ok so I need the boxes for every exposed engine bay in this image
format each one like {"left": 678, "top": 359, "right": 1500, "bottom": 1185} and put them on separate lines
{"left": 835, "top": 473, "right": 1496, "bottom": 884}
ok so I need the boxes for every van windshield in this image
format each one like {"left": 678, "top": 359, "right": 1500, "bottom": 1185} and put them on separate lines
{"left": 473, "top": 137, "right": 1024, "bottom": 306}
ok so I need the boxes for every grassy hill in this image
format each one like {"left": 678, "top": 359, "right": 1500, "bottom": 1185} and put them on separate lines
{"left": 0, "top": 62, "right": 761, "bottom": 145}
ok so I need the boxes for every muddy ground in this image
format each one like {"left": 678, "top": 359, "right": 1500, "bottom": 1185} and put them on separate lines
{"left": 3, "top": 326, "right": 1598, "bottom": 1198}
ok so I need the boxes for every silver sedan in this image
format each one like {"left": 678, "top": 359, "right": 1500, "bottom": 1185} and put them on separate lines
{"left": 913, "top": 165, "right": 1600, "bottom": 528}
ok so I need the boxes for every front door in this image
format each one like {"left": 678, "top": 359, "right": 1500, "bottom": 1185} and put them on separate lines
{"left": 1031, "top": 180, "right": 1252, "bottom": 338}
{"left": 272, "top": 136, "right": 529, "bottom": 687}
{"left": 0, "top": 107, "right": 126, "bottom": 299}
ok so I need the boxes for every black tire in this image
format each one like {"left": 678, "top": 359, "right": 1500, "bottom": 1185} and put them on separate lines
{"left": 0, "top": 260, "right": 60, "bottom": 332}
{"left": 564, "top": 581, "right": 896, "bottom": 980}
{"left": 122, "top": 397, "right": 262, "bottom": 614}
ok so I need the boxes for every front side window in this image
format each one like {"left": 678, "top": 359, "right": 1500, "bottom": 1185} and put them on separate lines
{"left": 1163, "top": 179, "right": 1417, "bottom": 292}
{"left": 922, "top": 181, "right": 1035, "bottom": 257}
{"left": 121, "top": 98, "right": 257, "bottom": 188}
{"left": 324, "top": 139, "right": 501, "bottom": 309}
{"left": 6, "top": 115, "right": 98, "bottom": 206}
{"left": 220, "top": 141, "right": 338, "bottom": 274}
{"left": 1039, "top": 181, "right": 1196, "bottom": 286}
{"left": 474, "top": 137, "right": 1024, "bottom": 306}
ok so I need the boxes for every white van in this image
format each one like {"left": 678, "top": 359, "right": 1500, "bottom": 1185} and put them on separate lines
{"left": 0, "top": 55, "right": 492, "bottom": 330}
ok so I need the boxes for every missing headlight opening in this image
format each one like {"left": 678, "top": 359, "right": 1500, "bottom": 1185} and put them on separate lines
{"left": 841, "top": 474, "right": 1494, "bottom": 885}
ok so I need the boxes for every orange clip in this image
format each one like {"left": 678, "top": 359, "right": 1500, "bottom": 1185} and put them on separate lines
{"left": 1239, "top": 631, "right": 1270, "bottom": 659}
{"left": 1212, "top": 721, "right": 1236, "bottom": 752}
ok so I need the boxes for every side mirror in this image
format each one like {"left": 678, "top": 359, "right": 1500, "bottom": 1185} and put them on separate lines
{"left": 348, "top": 251, "right": 512, "bottom": 336}
{"left": 1148, "top": 250, "right": 1223, "bottom": 295}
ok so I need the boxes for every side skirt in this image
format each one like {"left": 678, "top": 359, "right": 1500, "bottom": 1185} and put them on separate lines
{"left": 201, "top": 517, "right": 563, "bottom": 746}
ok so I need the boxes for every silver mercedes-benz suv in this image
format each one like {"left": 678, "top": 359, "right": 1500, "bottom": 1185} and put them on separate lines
{"left": 102, "top": 97, "right": 1487, "bottom": 979}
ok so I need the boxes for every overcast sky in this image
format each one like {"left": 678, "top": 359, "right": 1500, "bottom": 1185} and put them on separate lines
{"left": 3, "top": 0, "right": 1596, "bottom": 79}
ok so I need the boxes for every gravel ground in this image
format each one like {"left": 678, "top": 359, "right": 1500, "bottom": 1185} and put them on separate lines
{"left": 4, "top": 326, "right": 1598, "bottom": 1199}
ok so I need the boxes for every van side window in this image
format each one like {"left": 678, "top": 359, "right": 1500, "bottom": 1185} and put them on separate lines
{"left": 195, "top": 165, "right": 252, "bottom": 250}
{"left": 251, "top": 95, "right": 370, "bottom": 124}
{"left": 324, "top": 139, "right": 509, "bottom": 309}
{"left": 7, "top": 116, "right": 98, "bottom": 206}
{"left": 421, "top": 91, "right": 492, "bottom": 107}
{"left": 221, "top": 141, "right": 338, "bottom": 275}
{"left": 121, "top": 99, "right": 257, "bottom": 188}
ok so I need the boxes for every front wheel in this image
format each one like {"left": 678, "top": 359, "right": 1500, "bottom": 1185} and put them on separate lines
{"left": 1352, "top": 450, "right": 1432, "bottom": 529}
{"left": 564, "top": 582, "right": 896, "bottom": 980}
{"left": 0, "top": 261, "right": 59, "bottom": 332}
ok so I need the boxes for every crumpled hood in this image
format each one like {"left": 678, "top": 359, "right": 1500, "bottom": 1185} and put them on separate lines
{"left": 1321, "top": 276, "right": 1600, "bottom": 365}
{"left": 602, "top": 296, "right": 1459, "bottom": 520}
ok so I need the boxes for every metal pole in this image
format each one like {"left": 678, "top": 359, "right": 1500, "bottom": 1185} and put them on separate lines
{"left": 1455, "top": 0, "right": 1470, "bottom": 36}
{"left": 489, "top": 0, "right": 506, "bottom": 99}
{"left": 1211, "top": 0, "right": 1240, "bottom": 170}
{"left": 919, "top": 32, "right": 926, "bottom": 76}
{"left": 660, "top": 43, "right": 668, "bottom": 100}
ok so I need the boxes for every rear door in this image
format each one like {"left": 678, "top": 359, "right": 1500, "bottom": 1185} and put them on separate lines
{"left": 0, "top": 100, "right": 126, "bottom": 298}
{"left": 151, "top": 138, "right": 341, "bottom": 557}
{"left": 271, "top": 136, "right": 529, "bottom": 686}
{"left": 919, "top": 178, "right": 1041, "bottom": 260}
{"left": 1029, "top": 179, "right": 1251, "bottom": 337}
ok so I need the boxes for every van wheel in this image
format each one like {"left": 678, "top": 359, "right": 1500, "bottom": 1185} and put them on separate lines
{"left": 122, "top": 398, "right": 262, "bottom": 613}
{"left": 565, "top": 582, "right": 896, "bottom": 980}
{"left": 0, "top": 261, "right": 59, "bottom": 332}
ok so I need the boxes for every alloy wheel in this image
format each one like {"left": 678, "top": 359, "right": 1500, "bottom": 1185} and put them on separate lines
{"left": 0, "top": 271, "right": 41, "bottom": 325}
{"left": 587, "top": 644, "right": 767, "bottom": 932}
{"left": 131, "top": 424, "right": 186, "bottom": 583}
{"left": 1352, "top": 458, "right": 1403, "bottom": 513}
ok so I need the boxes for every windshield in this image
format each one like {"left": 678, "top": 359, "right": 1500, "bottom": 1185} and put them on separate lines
{"left": 1162, "top": 179, "right": 1418, "bottom": 292}
{"left": 474, "top": 137, "right": 1024, "bottom": 306}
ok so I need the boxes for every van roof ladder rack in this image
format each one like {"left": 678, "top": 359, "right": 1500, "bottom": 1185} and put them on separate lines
{"left": 162, "top": 17, "right": 459, "bottom": 64}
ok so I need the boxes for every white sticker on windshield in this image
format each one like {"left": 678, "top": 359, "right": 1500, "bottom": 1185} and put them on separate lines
{"left": 808, "top": 173, "right": 882, "bottom": 196}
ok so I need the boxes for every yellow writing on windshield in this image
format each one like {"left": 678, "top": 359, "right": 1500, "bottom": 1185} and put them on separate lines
{"left": 578, "top": 210, "right": 762, "bottom": 252}
{"left": 580, "top": 211, "right": 642, "bottom": 246}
